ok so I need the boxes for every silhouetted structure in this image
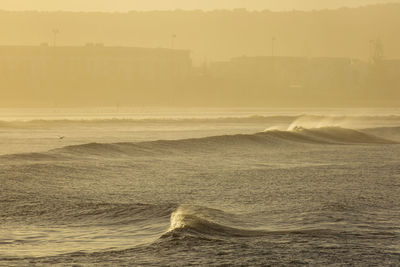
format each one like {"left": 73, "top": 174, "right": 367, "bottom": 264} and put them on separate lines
{"left": 0, "top": 45, "right": 191, "bottom": 106}
{"left": 0, "top": 45, "right": 399, "bottom": 107}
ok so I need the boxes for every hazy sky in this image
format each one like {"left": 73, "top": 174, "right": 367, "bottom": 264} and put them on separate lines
{"left": 1, "top": 0, "right": 399, "bottom": 12}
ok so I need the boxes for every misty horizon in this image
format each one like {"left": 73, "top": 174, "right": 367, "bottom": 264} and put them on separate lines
{"left": 1, "top": 0, "right": 400, "bottom": 12}
{"left": 1, "top": 4, "right": 400, "bottom": 63}
{"left": 0, "top": 3, "right": 400, "bottom": 108}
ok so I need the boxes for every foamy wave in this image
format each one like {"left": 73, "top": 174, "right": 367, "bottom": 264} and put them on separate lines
{"left": 288, "top": 126, "right": 396, "bottom": 144}
{"left": 263, "top": 126, "right": 396, "bottom": 145}
{"left": 164, "top": 205, "right": 265, "bottom": 238}
{"left": 162, "top": 205, "right": 337, "bottom": 240}
{"left": 287, "top": 114, "right": 400, "bottom": 130}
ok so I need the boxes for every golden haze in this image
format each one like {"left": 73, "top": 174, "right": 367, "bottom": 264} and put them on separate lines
{"left": 0, "top": 3, "right": 399, "bottom": 107}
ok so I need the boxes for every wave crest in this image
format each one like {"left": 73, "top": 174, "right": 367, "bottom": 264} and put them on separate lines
{"left": 2, "top": 127, "right": 396, "bottom": 161}
{"left": 162, "top": 205, "right": 337, "bottom": 240}
{"left": 164, "top": 205, "right": 265, "bottom": 238}
{"left": 290, "top": 126, "right": 395, "bottom": 144}
{"left": 262, "top": 126, "right": 396, "bottom": 145}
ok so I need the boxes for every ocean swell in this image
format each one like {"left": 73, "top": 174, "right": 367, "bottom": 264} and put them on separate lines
{"left": 1, "top": 127, "right": 396, "bottom": 161}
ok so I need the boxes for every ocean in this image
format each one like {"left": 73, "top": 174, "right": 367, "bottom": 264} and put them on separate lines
{"left": 0, "top": 108, "right": 399, "bottom": 266}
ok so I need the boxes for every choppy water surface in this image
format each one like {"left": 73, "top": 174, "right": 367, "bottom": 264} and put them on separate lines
{"left": 0, "top": 108, "right": 399, "bottom": 266}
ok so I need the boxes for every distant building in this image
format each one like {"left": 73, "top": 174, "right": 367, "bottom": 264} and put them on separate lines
{"left": 0, "top": 45, "right": 192, "bottom": 106}
{"left": 210, "top": 56, "right": 365, "bottom": 89}
{"left": 203, "top": 55, "right": 400, "bottom": 106}
{"left": 0, "top": 46, "right": 398, "bottom": 107}
{"left": 365, "top": 59, "right": 400, "bottom": 99}
{"left": 0, "top": 45, "right": 191, "bottom": 81}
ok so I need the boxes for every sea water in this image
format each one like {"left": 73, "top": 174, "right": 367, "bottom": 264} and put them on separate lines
{"left": 0, "top": 108, "right": 399, "bottom": 266}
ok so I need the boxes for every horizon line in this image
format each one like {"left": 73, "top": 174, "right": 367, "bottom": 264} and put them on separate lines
{"left": 0, "top": 3, "right": 399, "bottom": 13}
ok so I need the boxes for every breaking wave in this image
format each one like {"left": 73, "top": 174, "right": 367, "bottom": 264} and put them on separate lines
{"left": 160, "top": 205, "right": 336, "bottom": 241}
{"left": 49, "top": 127, "right": 399, "bottom": 156}
{"left": 163, "top": 205, "right": 265, "bottom": 238}
{"left": 49, "top": 127, "right": 399, "bottom": 152}
{"left": 1, "top": 127, "right": 396, "bottom": 161}
{"left": 282, "top": 126, "right": 396, "bottom": 144}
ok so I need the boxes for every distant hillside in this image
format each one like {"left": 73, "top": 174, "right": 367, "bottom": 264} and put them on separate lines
{"left": 0, "top": 4, "right": 399, "bottom": 63}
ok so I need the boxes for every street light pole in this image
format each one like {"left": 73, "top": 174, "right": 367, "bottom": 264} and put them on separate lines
{"left": 52, "top": 29, "right": 59, "bottom": 47}
{"left": 272, "top": 37, "right": 276, "bottom": 57}
{"left": 171, "top": 34, "right": 177, "bottom": 49}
